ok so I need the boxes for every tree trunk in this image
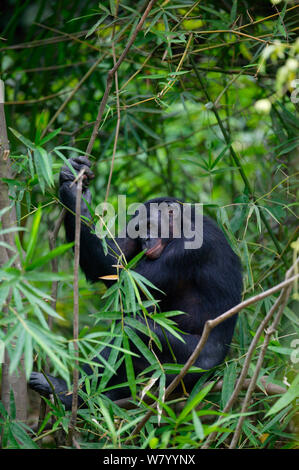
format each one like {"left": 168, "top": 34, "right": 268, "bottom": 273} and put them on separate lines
{"left": 0, "top": 79, "right": 27, "bottom": 422}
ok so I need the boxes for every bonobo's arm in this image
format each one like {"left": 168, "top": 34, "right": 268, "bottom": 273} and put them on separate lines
{"left": 59, "top": 157, "right": 139, "bottom": 282}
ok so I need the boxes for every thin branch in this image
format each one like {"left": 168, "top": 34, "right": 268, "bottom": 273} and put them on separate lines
{"left": 229, "top": 273, "right": 295, "bottom": 448}
{"left": 35, "top": 22, "right": 100, "bottom": 52}
{"left": 37, "top": 207, "right": 67, "bottom": 436}
{"left": 192, "top": 28, "right": 270, "bottom": 45}
{"left": 0, "top": 79, "right": 27, "bottom": 422}
{"left": 85, "top": 0, "right": 158, "bottom": 157}
{"left": 127, "top": 271, "right": 298, "bottom": 442}
{"left": 236, "top": 4, "right": 299, "bottom": 31}
{"left": 5, "top": 89, "right": 73, "bottom": 106}
{"left": 190, "top": 57, "right": 287, "bottom": 266}
{"left": 202, "top": 258, "right": 298, "bottom": 448}
{"left": 114, "top": 376, "right": 286, "bottom": 411}
{"left": 41, "top": 54, "right": 106, "bottom": 139}
{"left": 48, "top": 208, "right": 67, "bottom": 316}
{"left": 66, "top": 170, "right": 84, "bottom": 447}
{"left": 104, "top": 4, "right": 121, "bottom": 204}
{"left": 0, "top": 31, "right": 89, "bottom": 52}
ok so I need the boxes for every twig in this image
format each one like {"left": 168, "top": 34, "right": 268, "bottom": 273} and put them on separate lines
{"left": 16, "top": 60, "right": 94, "bottom": 74}
{"left": 0, "top": 31, "right": 89, "bottom": 52}
{"left": 5, "top": 89, "right": 73, "bottom": 106}
{"left": 229, "top": 269, "right": 295, "bottom": 448}
{"left": 66, "top": 170, "right": 84, "bottom": 447}
{"left": 85, "top": 0, "right": 158, "bottom": 157}
{"left": 191, "top": 28, "right": 270, "bottom": 45}
{"left": 104, "top": 3, "right": 121, "bottom": 204}
{"left": 35, "top": 22, "right": 100, "bottom": 52}
{"left": 41, "top": 55, "right": 106, "bottom": 139}
{"left": 190, "top": 57, "right": 287, "bottom": 266}
{"left": 127, "top": 271, "right": 298, "bottom": 442}
{"left": 114, "top": 376, "right": 286, "bottom": 410}
{"left": 37, "top": 207, "right": 67, "bottom": 440}
{"left": 202, "top": 258, "right": 298, "bottom": 448}
{"left": 48, "top": 208, "right": 67, "bottom": 315}
{"left": 236, "top": 4, "right": 299, "bottom": 31}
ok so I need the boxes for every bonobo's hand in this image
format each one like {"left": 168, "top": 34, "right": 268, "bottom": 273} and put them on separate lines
{"left": 59, "top": 156, "right": 94, "bottom": 190}
{"left": 59, "top": 156, "right": 95, "bottom": 214}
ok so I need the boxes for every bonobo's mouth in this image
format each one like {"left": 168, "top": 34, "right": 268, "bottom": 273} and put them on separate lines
{"left": 145, "top": 239, "right": 165, "bottom": 259}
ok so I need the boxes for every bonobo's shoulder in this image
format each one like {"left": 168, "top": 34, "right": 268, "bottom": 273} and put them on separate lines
{"left": 201, "top": 214, "right": 234, "bottom": 251}
{"left": 202, "top": 214, "right": 223, "bottom": 234}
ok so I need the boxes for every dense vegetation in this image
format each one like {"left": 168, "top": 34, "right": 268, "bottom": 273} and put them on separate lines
{"left": 0, "top": 0, "right": 298, "bottom": 449}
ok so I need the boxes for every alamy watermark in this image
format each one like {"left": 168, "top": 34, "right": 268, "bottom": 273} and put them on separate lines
{"left": 93, "top": 196, "right": 203, "bottom": 250}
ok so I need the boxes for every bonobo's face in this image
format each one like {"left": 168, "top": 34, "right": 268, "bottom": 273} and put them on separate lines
{"left": 136, "top": 198, "right": 182, "bottom": 260}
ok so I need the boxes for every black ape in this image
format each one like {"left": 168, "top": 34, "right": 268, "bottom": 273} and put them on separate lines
{"left": 29, "top": 156, "right": 242, "bottom": 409}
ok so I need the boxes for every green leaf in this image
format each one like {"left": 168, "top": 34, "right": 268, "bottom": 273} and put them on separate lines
{"left": 150, "top": 314, "right": 185, "bottom": 343}
{"left": 25, "top": 205, "right": 42, "bottom": 264}
{"left": 24, "top": 333, "right": 33, "bottom": 379}
{"left": 123, "top": 333, "right": 136, "bottom": 399}
{"left": 35, "top": 147, "right": 54, "bottom": 187}
{"left": 18, "top": 319, "right": 68, "bottom": 377}
{"left": 125, "top": 326, "right": 157, "bottom": 365}
{"left": 25, "top": 242, "right": 74, "bottom": 271}
{"left": 125, "top": 316, "right": 162, "bottom": 350}
{"left": 129, "top": 114, "right": 161, "bottom": 141}
{"left": 99, "top": 325, "right": 123, "bottom": 390}
{"left": 177, "top": 381, "right": 215, "bottom": 423}
{"left": 221, "top": 362, "right": 237, "bottom": 409}
{"left": 18, "top": 283, "right": 62, "bottom": 320}
{"left": 39, "top": 128, "right": 62, "bottom": 146}
{"left": 266, "top": 375, "right": 299, "bottom": 416}
{"left": 9, "top": 128, "right": 35, "bottom": 150}
{"left": 10, "top": 423, "right": 39, "bottom": 449}
{"left": 192, "top": 409, "right": 205, "bottom": 440}
{"left": 98, "top": 398, "right": 117, "bottom": 446}
{"left": 24, "top": 271, "right": 72, "bottom": 282}
{"left": 9, "top": 327, "right": 25, "bottom": 375}
{"left": 86, "top": 14, "right": 108, "bottom": 38}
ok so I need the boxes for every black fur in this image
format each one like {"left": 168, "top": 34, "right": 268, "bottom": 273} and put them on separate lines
{"left": 29, "top": 157, "right": 242, "bottom": 409}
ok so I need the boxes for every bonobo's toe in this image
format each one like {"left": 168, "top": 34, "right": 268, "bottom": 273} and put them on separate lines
{"left": 29, "top": 373, "right": 74, "bottom": 410}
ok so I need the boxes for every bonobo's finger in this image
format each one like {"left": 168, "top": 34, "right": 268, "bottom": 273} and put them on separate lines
{"left": 60, "top": 158, "right": 94, "bottom": 185}
{"left": 59, "top": 166, "right": 75, "bottom": 183}
{"left": 73, "top": 155, "right": 92, "bottom": 168}
{"left": 72, "top": 162, "right": 94, "bottom": 180}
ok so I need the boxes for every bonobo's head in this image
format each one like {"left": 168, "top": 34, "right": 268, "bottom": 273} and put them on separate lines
{"left": 131, "top": 197, "right": 183, "bottom": 260}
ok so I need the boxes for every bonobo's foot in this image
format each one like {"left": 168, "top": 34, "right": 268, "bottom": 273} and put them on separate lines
{"left": 29, "top": 372, "right": 73, "bottom": 410}
{"left": 59, "top": 156, "right": 94, "bottom": 189}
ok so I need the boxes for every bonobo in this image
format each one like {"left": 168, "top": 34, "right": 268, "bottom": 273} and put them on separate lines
{"left": 29, "top": 156, "right": 242, "bottom": 409}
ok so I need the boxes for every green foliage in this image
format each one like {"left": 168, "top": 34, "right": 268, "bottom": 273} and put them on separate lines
{"left": 0, "top": 0, "right": 298, "bottom": 450}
